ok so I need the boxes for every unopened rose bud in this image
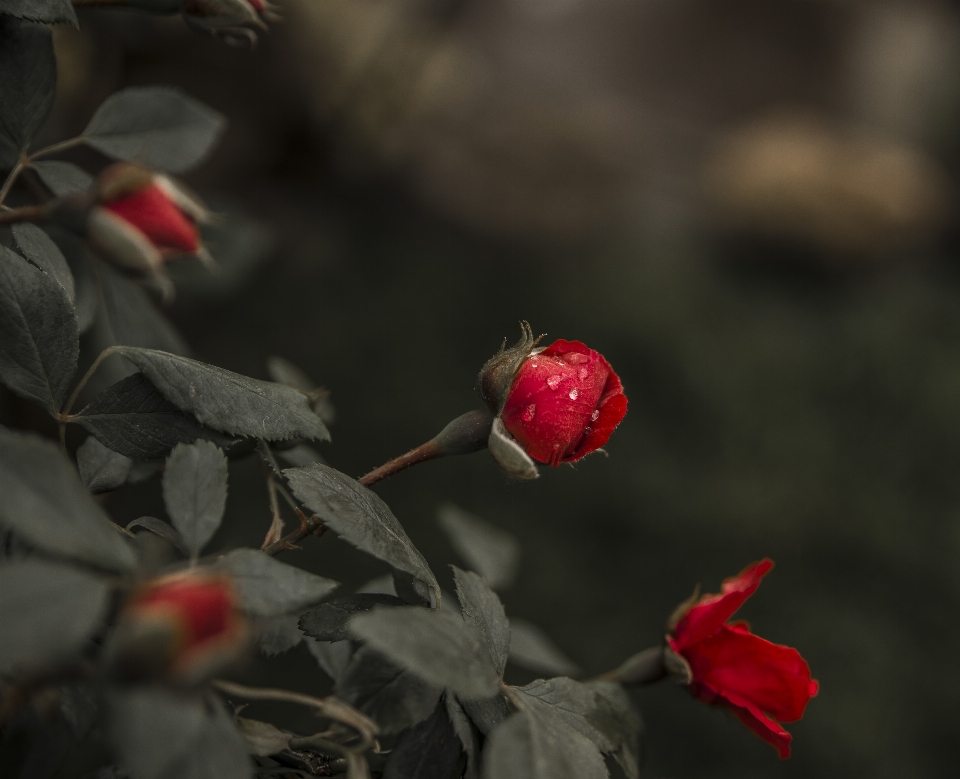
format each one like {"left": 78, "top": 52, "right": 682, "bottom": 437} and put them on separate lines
{"left": 107, "top": 572, "right": 247, "bottom": 684}
{"left": 78, "top": 163, "right": 212, "bottom": 299}
{"left": 478, "top": 323, "right": 627, "bottom": 475}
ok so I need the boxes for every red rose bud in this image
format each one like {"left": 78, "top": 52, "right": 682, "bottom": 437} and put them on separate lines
{"left": 85, "top": 163, "right": 212, "bottom": 300}
{"left": 479, "top": 324, "right": 627, "bottom": 470}
{"left": 666, "top": 560, "right": 819, "bottom": 759}
{"left": 108, "top": 572, "right": 247, "bottom": 684}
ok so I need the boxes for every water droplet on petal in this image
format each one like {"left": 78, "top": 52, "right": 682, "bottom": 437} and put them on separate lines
{"left": 546, "top": 375, "right": 562, "bottom": 390}
{"left": 565, "top": 352, "right": 589, "bottom": 365}
{"left": 568, "top": 388, "right": 579, "bottom": 401}
{"left": 591, "top": 409, "right": 600, "bottom": 421}
{"left": 584, "top": 426, "right": 592, "bottom": 436}
{"left": 522, "top": 404, "right": 536, "bottom": 422}
{"left": 577, "top": 367, "right": 588, "bottom": 380}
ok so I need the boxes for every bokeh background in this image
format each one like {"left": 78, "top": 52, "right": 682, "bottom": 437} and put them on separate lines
{"left": 36, "top": 0, "right": 960, "bottom": 775}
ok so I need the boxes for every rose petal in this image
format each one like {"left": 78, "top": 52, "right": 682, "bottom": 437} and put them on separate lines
{"left": 672, "top": 559, "right": 773, "bottom": 650}
{"left": 104, "top": 183, "right": 200, "bottom": 254}
{"left": 681, "top": 623, "right": 817, "bottom": 723}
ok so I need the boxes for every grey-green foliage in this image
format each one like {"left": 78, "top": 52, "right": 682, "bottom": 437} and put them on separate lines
{"left": 0, "top": 559, "right": 109, "bottom": 673}
{"left": 0, "top": 17, "right": 55, "bottom": 158}
{"left": 481, "top": 710, "right": 606, "bottom": 779}
{"left": 0, "top": 0, "right": 76, "bottom": 25}
{"left": 0, "top": 244, "right": 78, "bottom": 411}
{"left": 163, "top": 441, "right": 228, "bottom": 557}
{"left": 382, "top": 698, "right": 463, "bottom": 779}
{"left": 108, "top": 689, "right": 251, "bottom": 779}
{"left": 13, "top": 223, "right": 75, "bottom": 303}
{"left": 77, "top": 373, "right": 237, "bottom": 461}
{"left": 508, "top": 618, "right": 580, "bottom": 677}
{"left": 453, "top": 567, "right": 510, "bottom": 677}
{"left": 77, "top": 436, "right": 133, "bottom": 493}
{"left": 114, "top": 347, "right": 330, "bottom": 441}
{"left": 32, "top": 159, "right": 93, "bottom": 196}
{"left": 213, "top": 548, "right": 338, "bottom": 616}
{"left": 0, "top": 428, "right": 136, "bottom": 571}
{"left": 349, "top": 606, "right": 501, "bottom": 700}
{"left": 83, "top": 86, "right": 226, "bottom": 174}
{"left": 299, "top": 594, "right": 405, "bottom": 643}
{"left": 336, "top": 644, "right": 442, "bottom": 736}
{"left": 285, "top": 463, "right": 439, "bottom": 604}
{"left": 438, "top": 504, "right": 520, "bottom": 590}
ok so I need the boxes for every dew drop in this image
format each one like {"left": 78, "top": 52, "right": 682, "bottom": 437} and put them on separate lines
{"left": 568, "top": 388, "right": 579, "bottom": 401}
{"left": 577, "top": 367, "right": 588, "bottom": 380}
{"left": 591, "top": 409, "right": 600, "bottom": 421}
{"left": 584, "top": 426, "right": 592, "bottom": 436}
{"left": 546, "top": 375, "right": 562, "bottom": 390}
{"left": 565, "top": 352, "right": 589, "bottom": 365}
{"left": 522, "top": 404, "right": 536, "bottom": 422}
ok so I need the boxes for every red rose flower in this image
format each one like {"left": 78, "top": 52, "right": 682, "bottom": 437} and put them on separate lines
{"left": 667, "top": 559, "right": 818, "bottom": 759}
{"left": 112, "top": 572, "right": 246, "bottom": 682}
{"left": 500, "top": 339, "right": 627, "bottom": 466}
{"left": 84, "top": 163, "right": 211, "bottom": 299}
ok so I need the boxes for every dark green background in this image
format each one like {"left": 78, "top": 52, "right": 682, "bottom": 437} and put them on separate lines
{"left": 29, "top": 6, "right": 960, "bottom": 777}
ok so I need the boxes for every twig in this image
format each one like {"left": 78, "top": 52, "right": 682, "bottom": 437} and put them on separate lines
{"left": 262, "top": 511, "right": 325, "bottom": 556}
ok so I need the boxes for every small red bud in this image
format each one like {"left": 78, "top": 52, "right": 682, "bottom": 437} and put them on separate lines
{"left": 108, "top": 572, "right": 247, "bottom": 684}
{"left": 478, "top": 323, "right": 627, "bottom": 469}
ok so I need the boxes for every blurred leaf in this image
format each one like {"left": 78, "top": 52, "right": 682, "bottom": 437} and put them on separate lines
{"left": 583, "top": 681, "right": 642, "bottom": 779}
{"left": 300, "top": 594, "right": 405, "bottom": 642}
{"left": 460, "top": 694, "right": 510, "bottom": 737}
{"left": 349, "top": 606, "right": 500, "bottom": 700}
{"left": 453, "top": 567, "right": 509, "bottom": 677}
{"left": 114, "top": 347, "right": 330, "bottom": 442}
{"left": 0, "top": 17, "right": 55, "bottom": 154}
{"left": 236, "top": 718, "right": 290, "bottom": 757}
{"left": 438, "top": 504, "right": 520, "bottom": 590}
{"left": 50, "top": 229, "right": 98, "bottom": 333}
{"left": 285, "top": 464, "right": 439, "bottom": 604}
{"left": 126, "top": 516, "right": 190, "bottom": 557}
{"left": 12, "top": 223, "right": 74, "bottom": 303}
{"left": 0, "top": 559, "right": 109, "bottom": 673}
{"left": 356, "top": 574, "right": 396, "bottom": 596}
{"left": 445, "top": 694, "right": 480, "bottom": 779}
{"left": 392, "top": 569, "right": 433, "bottom": 607}
{"left": 32, "top": 160, "right": 92, "bottom": 196}
{"left": 0, "top": 0, "right": 76, "bottom": 25}
{"left": 83, "top": 87, "right": 226, "bottom": 174}
{"left": 214, "top": 548, "right": 338, "bottom": 616}
{"left": 514, "top": 678, "right": 612, "bottom": 753}
{"left": 108, "top": 689, "right": 251, "bottom": 779}
{"left": 508, "top": 618, "right": 580, "bottom": 677}
{"left": 305, "top": 638, "right": 353, "bottom": 682}
{"left": 0, "top": 428, "right": 137, "bottom": 571}
{"left": 383, "top": 698, "right": 463, "bottom": 779}
{"left": 0, "top": 244, "right": 78, "bottom": 412}
{"left": 481, "top": 710, "right": 606, "bottom": 779}
{"left": 256, "top": 613, "right": 302, "bottom": 656}
{"left": 336, "top": 645, "right": 442, "bottom": 736}
{"left": 76, "top": 373, "right": 238, "bottom": 461}
{"left": 77, "top": 436, "right": 132, "bottom": 493}
{"left": 94, "top": 262, "right": 190, "bottom": 356}
{"left": 276, "top": 443, "right": 324, "bottom": 467}
{"left": 266, "top": 355, "right": 335, "bottom": 424}
{"left": 162, "top": 441, "right": 228, "bottom": 557}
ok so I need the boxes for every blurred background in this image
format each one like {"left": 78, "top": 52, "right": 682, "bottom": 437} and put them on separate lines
{"left": 36, "top": 0, "right": 960, "bottom": 775}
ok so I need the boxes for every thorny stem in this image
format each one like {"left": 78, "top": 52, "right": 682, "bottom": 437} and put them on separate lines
{"left": 260, "top": 473, "right": 286, "bottom": 550}
{"left": 357, "top": 439, "right": 444, "bottom": 487}
{"left": 211, "top": 679, "right": 378, "bottom": 753}
{"left": 591, "top": 645, "right": 673, "bottom": 686}
{"left": 28, "top": 137, "right": 85, "bottom": 160}
{"left": 262, "top": 510, "right": 325, "bottom": 556}
{"left": 0, "top": 203, "right": 47, "bottom": 225}
{"left": 0, "top": 156, "right": 27, "bottom": 207}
